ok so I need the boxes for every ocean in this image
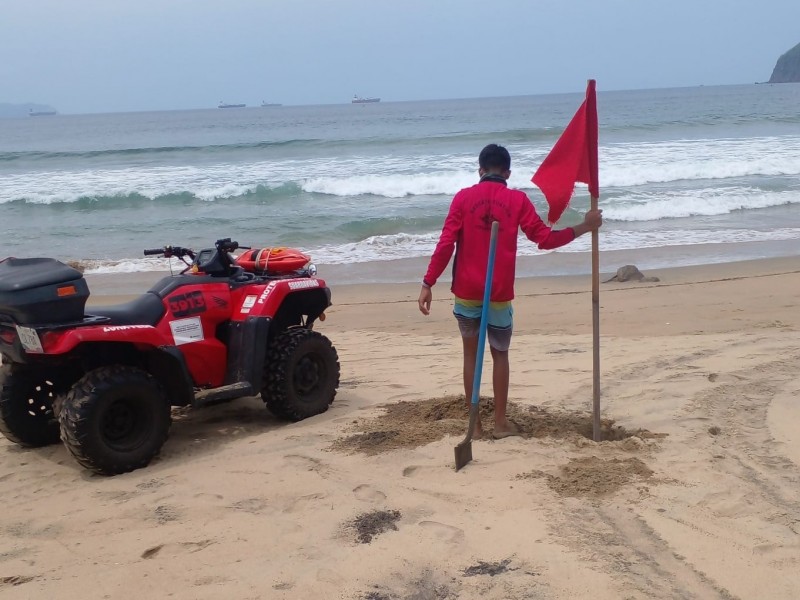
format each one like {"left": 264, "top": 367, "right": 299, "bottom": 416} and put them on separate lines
{"left": 1, "top": 84, "right": 799, "bottom": 282}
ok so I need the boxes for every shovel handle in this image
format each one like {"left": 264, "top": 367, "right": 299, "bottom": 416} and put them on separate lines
{"left": 470, "top": 221, "right": 500, "bottom": 407}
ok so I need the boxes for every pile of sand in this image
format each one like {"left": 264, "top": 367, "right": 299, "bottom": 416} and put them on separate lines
{"left": 518, "top": 456, "right": 655, "bottom": 498}
{"left": 330, "top": 395, "right": 663, "bottom": 455}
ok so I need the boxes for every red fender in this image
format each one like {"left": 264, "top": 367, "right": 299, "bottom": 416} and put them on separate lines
{"left": 231, "top": 278, "right": 327, "bottom": 320}
{"left": 39, "top": 325, "right": 168, "bottom": 355}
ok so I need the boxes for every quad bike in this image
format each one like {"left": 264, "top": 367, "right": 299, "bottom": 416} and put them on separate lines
{"left": 0, "top": 238, "right": 340, "bottom": 475}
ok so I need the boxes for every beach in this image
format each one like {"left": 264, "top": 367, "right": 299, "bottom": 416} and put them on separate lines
{"left": 2, "top": 256, "right": 799, "bottom": 599}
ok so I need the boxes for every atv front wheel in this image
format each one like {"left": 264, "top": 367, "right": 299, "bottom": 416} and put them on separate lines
{"left": 59, "top": 365, "right": 171, "bottom": 475}
{"left": 0, "top": 364, "right": 69, "bottom": 447}
{"left": 262, "top": 328, "right": 340, "bottom": 421}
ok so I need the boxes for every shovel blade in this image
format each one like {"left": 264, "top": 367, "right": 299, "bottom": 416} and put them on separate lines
{"left": 454, "top": 439, "right": 473, "bottom": 471}
{"left": 455, "top": 402, "right": 479, "bottom": 471}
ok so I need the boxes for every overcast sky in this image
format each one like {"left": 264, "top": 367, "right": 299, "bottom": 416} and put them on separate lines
{"left": 3, "top": 0, "right": 799, "bottom": 114}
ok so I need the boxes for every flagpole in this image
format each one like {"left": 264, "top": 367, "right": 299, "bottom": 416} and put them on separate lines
{"left": 530, "top": 78, "right": 600, "bottom": 440}
{"left": 591, "top": 194, "right": 601, "bottom": 442}
{"left": 588, "top": 77, "right": 601, "bottom": 443}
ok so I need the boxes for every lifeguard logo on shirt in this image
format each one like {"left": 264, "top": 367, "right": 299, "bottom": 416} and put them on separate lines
{"left": 470, "top": 196, "right": 511, "bottom": 230}
{"left": 480, "top": 212, "right": 497, "bottom": 229}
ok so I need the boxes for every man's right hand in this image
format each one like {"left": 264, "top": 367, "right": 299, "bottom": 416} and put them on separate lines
{"left": 572, "top": 209, "right": 603, "bottom": 237}
{"left": 583, "top": 208, "right": 603, "bottom": 230}
{"left": 418, "top": 286, "right": 432, "bottom": 315}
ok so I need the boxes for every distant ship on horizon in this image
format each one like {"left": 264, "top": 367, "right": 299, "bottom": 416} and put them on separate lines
{"left": 218, "top": 101, "right": 246, "bottom": 108}
{"left": 352, "top": 95, "right": 380, "bottom": 104}
{"left": 29, "top": 108, "right": 57, "bottom": 116}
{"left": 261, "top": 101, "right": 282, "bottom": 107}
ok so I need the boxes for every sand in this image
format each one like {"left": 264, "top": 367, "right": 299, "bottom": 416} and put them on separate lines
{"left": 1, "top": 256, "right": 800, "bottom": 599}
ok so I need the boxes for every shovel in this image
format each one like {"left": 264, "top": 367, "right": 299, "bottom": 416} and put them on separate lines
{"left": 454, "top": 220, "right": 500, "bottom": 471}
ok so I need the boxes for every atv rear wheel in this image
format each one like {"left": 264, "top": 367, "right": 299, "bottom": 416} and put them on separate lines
{"left": 262, "top": 328, "right": 340, "bottom": 421}
{"left": 0, "top": 364, "right": 70, "bottom": 447}
{"left": 59, "top": 365, "right": 171, "bottom": 475}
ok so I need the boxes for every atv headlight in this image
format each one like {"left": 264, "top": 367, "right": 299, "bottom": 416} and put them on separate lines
{"left": 307, "top": 263, "right": 317, "bottom": 276}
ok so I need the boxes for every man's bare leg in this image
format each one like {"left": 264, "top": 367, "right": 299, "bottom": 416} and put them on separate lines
{"left": 490, "top": 346, "right": 515, "bottom": 435}
{"left": 462, "top": 335, "right": 483, "bottom": 438}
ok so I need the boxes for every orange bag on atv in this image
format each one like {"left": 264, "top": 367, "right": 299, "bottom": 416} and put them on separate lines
{"left": 235, "top": 247, "right": 310, "bottom": 273}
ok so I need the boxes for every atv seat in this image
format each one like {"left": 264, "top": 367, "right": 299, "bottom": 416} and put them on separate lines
{"left": 87, "top": 291, "right": 165, "bottom": 326}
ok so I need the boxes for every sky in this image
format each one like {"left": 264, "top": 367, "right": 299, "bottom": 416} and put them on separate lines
{"left": 2, "top": 0, "right": 799, "bottom": 114}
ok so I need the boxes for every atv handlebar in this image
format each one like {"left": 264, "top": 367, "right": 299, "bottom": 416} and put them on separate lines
{"left": 144, "top": 240, "right": 250, "bottom": 259}
{"left": 142, "top": 246, "right": 196, "bottom": 259}
{"left": 214, "top": 238, "right": 250, "bottom": 253}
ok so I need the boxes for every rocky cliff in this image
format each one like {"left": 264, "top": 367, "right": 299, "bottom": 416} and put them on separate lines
{"left": 769, "top": 42, "right": 800, "bottom": 83}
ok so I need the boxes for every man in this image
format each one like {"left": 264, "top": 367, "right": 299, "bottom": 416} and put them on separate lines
{"left": 418, "top": 144, "right": 602, "bottom": 439}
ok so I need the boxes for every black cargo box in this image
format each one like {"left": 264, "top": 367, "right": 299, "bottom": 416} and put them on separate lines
{"left": 0, "top": 258, "right": 89, "bottom": 325}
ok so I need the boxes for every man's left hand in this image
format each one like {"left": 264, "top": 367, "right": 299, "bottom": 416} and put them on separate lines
{"left": 418, "top": 286, "right": 432, "bottom": 315}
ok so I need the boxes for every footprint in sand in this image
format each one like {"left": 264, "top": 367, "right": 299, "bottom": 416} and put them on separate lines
{"left": 193, "top": 492, "right": 224, "bottom": 501}
{"left": 283, "top": 454, "right": 329, "bottom": 476}
{"left": 353, "top": 484, "right": 387, "bottom": 503}
{"left": 418, "top": 520, "right": 465, "bottom": 544}
{"left": 316, "top": 568, "right": 345, "bottom": 585}
{"left": 4, "top": 521, "right": 62, "bottom": 540}
{"left": 332, "top": 416, "right": 359, "bottom": 424}
{"left": 194, "top": 575, "right": 231, "bottom": 586}
{"left": 272, "top": 581, "right": 295, "bottom": 591}
{"left": 402, "top": 465, "right": 439, "bottom": 478}
{"left": 140, "top": 540, "right": 215, "bottom": 559}
{"left": 284, "top": 432, "right": 335, "bottom": 444}
{"left": 230, "top": 498, "right": 269, "bottom": 514}
{"left": 1, "top": 575, "right": 36, "bottom": 587}
{"left": 283, "top": 492, "right": 328, "bottom": 514}
{"left": 93, "top": 489, "right": 138, "bottom": 504}
{"left": 753, "top": 542, "right": 800, "bottom": 557}
{"left": 0, "top": 547, "right": 33, "bottom": 563}
{"left": 141, "top": 545, "right": 163, "bottom": 559}
{"left": 136, "top": 478, "right": 165, "bottom": 491}
{"left": 153, "top": 505, "right": 181, "bottom": 524}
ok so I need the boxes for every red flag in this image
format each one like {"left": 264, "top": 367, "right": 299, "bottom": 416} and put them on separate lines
{"left": 532, "top": 80, "right": 599, "bottom": 224}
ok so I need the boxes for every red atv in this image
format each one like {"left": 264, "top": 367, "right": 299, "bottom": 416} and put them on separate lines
{"left": 0, "top": 238, "right": 340, "bottom": 475}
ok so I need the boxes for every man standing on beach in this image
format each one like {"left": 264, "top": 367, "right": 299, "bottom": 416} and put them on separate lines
{"left": 418, "top": 144, "right": 602, "bottom": 439}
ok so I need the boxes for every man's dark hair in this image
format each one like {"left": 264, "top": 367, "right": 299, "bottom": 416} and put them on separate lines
{"left": 478, "top": 144, "right": 511, "bottom": 171}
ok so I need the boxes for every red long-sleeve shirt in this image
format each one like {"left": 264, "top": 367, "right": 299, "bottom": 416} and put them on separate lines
{"left": 423, "top": 179, "right": 575, "bottom": 302}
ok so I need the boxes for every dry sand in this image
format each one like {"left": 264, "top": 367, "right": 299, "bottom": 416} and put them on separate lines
{"left": 1, "top": 257, "right": 800, "bottom": 599}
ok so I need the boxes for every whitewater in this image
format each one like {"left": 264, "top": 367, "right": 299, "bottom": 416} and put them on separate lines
{"left": 1, "top": 84, "right": 798, "bottom": 277}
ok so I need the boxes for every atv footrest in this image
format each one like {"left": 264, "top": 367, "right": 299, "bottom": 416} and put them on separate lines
{"left": 192, "top": 382, "right": 254, "bottom": 408}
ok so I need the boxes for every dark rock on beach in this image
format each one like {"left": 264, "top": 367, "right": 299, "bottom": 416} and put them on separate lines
{"left": 603, "top": 265, "right": 660, "bottom": 283}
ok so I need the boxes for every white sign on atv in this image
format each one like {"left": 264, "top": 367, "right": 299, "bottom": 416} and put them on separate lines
{"left": 240, "top": 295, "right": 258, "bottom": 314}
{"left": 16, "top": 325, "right": 43, "bottom": 353}
{"left": 169, "top": 317, "right": 204, "bottom": 346}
